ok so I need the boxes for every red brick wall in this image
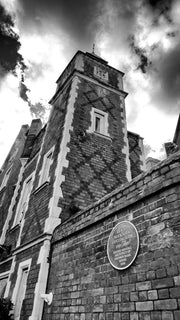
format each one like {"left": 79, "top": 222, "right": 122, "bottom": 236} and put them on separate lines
{"left": 43, "top": 151, "right": 180, "bottom": 320}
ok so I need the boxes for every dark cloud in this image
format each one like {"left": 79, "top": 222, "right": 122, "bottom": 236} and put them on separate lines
{"left": 0, "top": 3, "right": 25, "bottom": 78}
{"left": 145, "top": 0, "right": 174, "bottom": 23}
{"left": 129, "top": 36, "right": 151, "bottom": 73}
{"left": 17, "top": 0, "right": 103, "bottom": 49}
{"left": 150, "top": 43, "right": 180, "bottom": 113}
{"left": 146, "top": 0, "right": 174, "bottom": 11}
{"left": 3, "top": 0, "right": 180, "bottom": 119}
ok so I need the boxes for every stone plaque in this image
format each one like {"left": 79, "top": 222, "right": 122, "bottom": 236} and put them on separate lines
{"left": 107, "top": 221, "right": 139, "bottom": 270}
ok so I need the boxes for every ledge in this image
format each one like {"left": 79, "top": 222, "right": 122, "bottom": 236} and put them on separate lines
{"left": 9, "top": 224, "right": 20, "bottom": 233}
{"left": 33, "top": 181, "right": 49, "bottom": 195}
{"left": 93, "top": 132, "right": 112, "bottom": 141}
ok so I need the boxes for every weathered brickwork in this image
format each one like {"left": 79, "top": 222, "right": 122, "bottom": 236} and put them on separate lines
{"left": 43, "top": 151, "right": 180, "bottom": 320}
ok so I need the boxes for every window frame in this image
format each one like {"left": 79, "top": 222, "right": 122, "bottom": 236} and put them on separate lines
{"left": 12, "top": 174, "right": 33, "bottom": 227}
{"left": 0, "top": 166, "right": 12, "bottom": 190}
{"left": 88, "top": 107, "right": 109, "bottom": 137}
{"left": 0, "top": 271, "right": 9, "bottom": 298}
{"left": 12, "top": 259, "right": 31, "bottom": 320}
{"left": 38, "top": 147, "right": 54, "bottom": 187}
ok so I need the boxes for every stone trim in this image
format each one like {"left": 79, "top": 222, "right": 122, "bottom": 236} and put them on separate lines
{"left": 76, "top": 71, "right": 127, "bottom": 98}
{"left": 44, "top": 75, "right": 80, "bottom": 234}
{"left": 50, "top": 70, "right": 128, "bottom": 105}
{"left": 29, "top": 240, "right": 50, "bottom": 320}
{"left": 37, "top": 145, "right": 55, "bottom": 188}
{"left": 12, "top": 172, "right": 34, "bottom": 227}
{"left": 139, "top": 137, "right": 146, "bottom": 172}
{"left": 121, "top": 98, "right": 132, "bottom": 182}
{"left": 4, "top": 256, "right": 16, "bottom": 298}
{"left": 12, "top": 234, "right": 51, "bottom": 255}
{"left": 87, "top": 107, "right": 110, "bottom": 137}
{"left": 11, "top": 258, "right": 31, "bottom": 306}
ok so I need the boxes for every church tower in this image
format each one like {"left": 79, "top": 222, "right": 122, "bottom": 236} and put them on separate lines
{"left": 46, "top": 50, "right": 131, "bottom": 220}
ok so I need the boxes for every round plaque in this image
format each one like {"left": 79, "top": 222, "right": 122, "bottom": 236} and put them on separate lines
{"left": 107, "top": 221, "right": 139, "bottom": 270}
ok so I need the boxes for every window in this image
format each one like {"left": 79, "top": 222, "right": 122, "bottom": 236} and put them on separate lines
{"left": 0, "top": 167, "right": 11, "bottom": 190}
{"left": 0, "top": 273, "right": 8, "bottom": 298}
{"left": 94, "top": 111, "right": 106, "bottom": 134}
{"left": 88, "top": 107, "right": 109, "bottom": 137}
{"left": 13, "top": 176, "right": 32, "bottom": 226}
{"left": 14, "top": 267, "right": 28, "bottom": 320}
{"left": 12, "top": 260, "right": 31, "bottom": 320}
{"left": 38, "top": 148, "right": 54, "bottom": 187}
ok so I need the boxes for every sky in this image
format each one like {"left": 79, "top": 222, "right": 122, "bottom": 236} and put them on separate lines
{"left": 0, "top": 0, "right": 180, "bottom": 167}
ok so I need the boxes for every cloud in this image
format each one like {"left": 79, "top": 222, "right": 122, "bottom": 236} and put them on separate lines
{"left": 145, "top": 0, "right": 175, "bottom": 23}
{"left": 0, "top": 0, "right": 179, "bottom": 166}
{"left": 17, "top": 0, "right": 103, "bottom": 52}
{"left": 149, "top": 43, "right": 180, "bottom": 113}
{"left": 0, "top": 3, "right": 25, "bottom": 78}
{"left": 19, "top": 76, "right": 50, "bottom": 121}
{"left": 0, "top": 72, "right": 32, "bottom": 167}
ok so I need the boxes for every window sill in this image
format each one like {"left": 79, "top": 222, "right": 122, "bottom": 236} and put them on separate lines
{"left": 33, "top": 181, "right": 49, "bottom": 195}
{"left": 0, "top": 186, "right": 6, "bottom": 194}
{"left": 93, "top": 131, "right": 112, "bottom": 141}
{"left": 9, "top": 224, "right": 20, "bottom": 233}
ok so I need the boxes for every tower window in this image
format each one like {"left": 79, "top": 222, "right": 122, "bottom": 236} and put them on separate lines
{"left": 87, "top": 107, "right": 109, "bottom": 137}
{"left": 94, "top": 112, "right": 105, "bottom": 134}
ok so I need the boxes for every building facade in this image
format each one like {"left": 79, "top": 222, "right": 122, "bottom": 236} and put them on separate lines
{"left": 0, "top": 51, "right": 180, "bottom": 320}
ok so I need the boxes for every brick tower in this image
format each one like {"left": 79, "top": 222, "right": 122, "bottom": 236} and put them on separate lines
{"left": 46, "top": 50, "right": 131, "bottom": 220}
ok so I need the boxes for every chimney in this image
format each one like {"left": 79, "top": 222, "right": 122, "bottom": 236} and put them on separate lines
{"left": 21, "top": 119, "right": 42, "bottom": 158}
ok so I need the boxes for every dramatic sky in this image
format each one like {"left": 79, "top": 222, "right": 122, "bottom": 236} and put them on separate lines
{"left": 0, "top": 0, "right": 180, "bottom": 167}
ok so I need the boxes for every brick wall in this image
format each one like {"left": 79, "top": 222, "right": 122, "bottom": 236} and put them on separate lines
{"left": 42, "top": 151, "right": 180, "bottom": 320}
